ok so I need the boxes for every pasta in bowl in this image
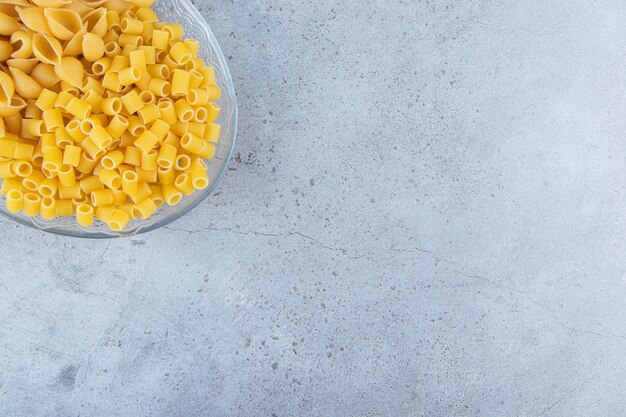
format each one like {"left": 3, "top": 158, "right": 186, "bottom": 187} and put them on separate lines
{"left": 0, "top": 0, "right": 237, "bottom": 237}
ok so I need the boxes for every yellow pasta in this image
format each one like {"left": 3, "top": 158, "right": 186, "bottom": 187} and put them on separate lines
{"left": 99, "top": 169, "right": 121, "bottom": 189}
{"left": 57, "top": 164, "right": 75, "bottom": 187}
{"left": 10, "top": 67, "right": 43, "bottom": 100}
{"left": 121, "top": 90, "right": 142, "bottom": 114}
{"left": 173, "top": 99, "right": 194, "bottom": 122}
{"left": 137, "top": 103, "right": 159, "bottom": 124}
{"left": 121, "top": 169, "right": 138, "bottom": 194}
{"left": 37, "top": 178, "right": 57, "bottom": 198}
{"left": 0, "top": 0, "right": 222, "bottom": 229}
{"left": 107, "top": 115, "right": 129, "bottom": 137}
{"left": 123, "top": 146, "right": 141, "bottom": 166}
{"left": 134, "top": 130, "right": 158, "bottom": 153}
{"left": 31, "top": 63, "right": 60, "bottom": 89}
{"left": 76, "top": 203, "right": 94, "bottom": 226}
{"left": 171, "top": 70, "right": 190, "bottom": 96}
{"left": 63, "top": 144, "right": 82, "bottom": 167}
{"left": 10, "top": 31, "right": 33, "bottom": 59}
{"left": 119, "top": 66, "right": 141, "bottom": 86}
{"left": 66, "top": 97, "right": 92, "bottom": 120}
{"left": 82, "top": 33, "right": 105, "bottom": 62}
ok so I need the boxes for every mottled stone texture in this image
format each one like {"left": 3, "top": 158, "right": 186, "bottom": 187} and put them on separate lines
{"left": 1, "top": 1, "right": 626, "bottom": 416}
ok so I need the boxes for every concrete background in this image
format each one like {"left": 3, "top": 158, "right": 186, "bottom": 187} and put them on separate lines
{"left": 2, "top": 1, "right": 626, "bottom": 416}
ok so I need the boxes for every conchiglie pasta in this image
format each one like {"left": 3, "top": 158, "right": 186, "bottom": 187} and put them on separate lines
{"left": 44, "top": 8, "right": 82, "bottom": 41}
{"left": 10, "top": 31, "right": 33, "bottom": 59}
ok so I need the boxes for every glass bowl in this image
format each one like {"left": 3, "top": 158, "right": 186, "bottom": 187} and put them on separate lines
{"left": 0, "top": 0, "right": 237, "bottom": 238}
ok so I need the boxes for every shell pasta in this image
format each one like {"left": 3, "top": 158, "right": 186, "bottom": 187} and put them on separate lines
{"left": 0, "top": 0, "right": 222, "bottom": 231}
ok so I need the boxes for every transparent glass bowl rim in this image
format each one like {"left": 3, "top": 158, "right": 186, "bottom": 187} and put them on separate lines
{"left": 0, "top": 0, "right": 238, "bottom": 238}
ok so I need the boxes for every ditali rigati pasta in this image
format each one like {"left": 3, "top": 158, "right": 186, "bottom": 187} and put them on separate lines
{"left": 0, "top": 0, "right": 222, "bottom": 231}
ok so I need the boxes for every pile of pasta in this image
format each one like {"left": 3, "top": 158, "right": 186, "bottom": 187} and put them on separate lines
{"left": 0, "top": 0, "right": 221, "bottom": 230}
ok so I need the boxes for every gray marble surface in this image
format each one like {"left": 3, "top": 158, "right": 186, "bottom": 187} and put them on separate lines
{"left": 2, "top": 1, "right": 626, "bottom": 416}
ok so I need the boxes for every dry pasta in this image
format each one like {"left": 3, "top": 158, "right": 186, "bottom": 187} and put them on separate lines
{"left": 0, "top": 0, "right": 223, "bottom": 230}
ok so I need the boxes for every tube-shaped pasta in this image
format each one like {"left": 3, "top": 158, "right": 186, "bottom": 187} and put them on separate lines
{"left": 132, "top": 197, "right": 156, "bottom": 219}
{"left": 13, "top": 160, "right": 32, "bottom": 177}
{"left": 135, "top": 72, "right": 152, "bottom": 90}
{"left": 174, "top": 172, "right": 194, "bottom": 195}
{"left": 179, "top": 133, "right": 203, "bottom": 155}
{"left": 0, "top": 161, "right": 15, "bottom": 179}
{"left": 5, "top": 189, "right": 23, "bottom": 213}
{"left": 66, "top": 97, "right": 92, "bottom": 120}
{"left": 54, "top": 126, "right": 73, "bottom": 148}
{"left": 134, "top": 130, "right": 158, "bottom": 154}
{"left": 101, "top": 150, "right": 124, "bottom": 170}
{"left": 1, "top": 179, "right": 21, "bottom": 196}
{"left": 205, "top": 123, "right": 221, "bottom": 143}
{"left": 22, "top": 171, "right": 42, "bottom": 191}
{"left": 102, "top": 72, "right": 121, "bottom": 92}
{"left": 121, "top": 90, "right": 142, "bottom": 114}
{"left": 169, "top": 42, "right": 191, "bottom": 65}
{"left": 186, "top": 88, "right": 209, "bottom": 106}
{"left": 42, "top": 146, "right": 62, "bottom": 172}
{"left": 90, "top": 189, "right": 113, "bottom": 207}
{"left": 107, "top": 115, "right": 129, "bottom": 137}
{"left": 81, "top": 137, "right": 106, "bottom": 159}
{"left": 14, "top": 142, "right": 35, "bottom": 160}
{"left": 194, "top": 107, "right": 208, "bottom": 123}
{"left": 101, "top": 97, "right": 122, "bottom": 115}
{"left": 157, "top": 100, "right": 176, "bottom": 124}
{"left": 123, "top": 146, "right": 141, "bottom": 166}
{"left": 92, "top": 57, "right": 111, "bottom": 75}
{"left": 37, "top": 177, "right": 57, "bottom": 197}
{"left": 57, "top": 164, "right": 75, "bottom": 187}
{"left": 190, "top": 163, "right": 208, "bottom": 189}
{"left": 82, "top": 90, "right": 103, "bottom": 113}
{"left": 55, "top": 199, "right": 73, "bottom": 216}
{"left": 82, "top": 77, "right": 105, "bottom": 96}
{"left": 162, "top": 183, "right": 182, "bottom": 205}
{"left": 139, "top": 90, "right": 155, "bottom": 105}
{"left": 89, "top": 125, "right": 112, "bottom": 148}
{"left": 107, "top": 209, "right": 129, "bottom": 230}
{"left": 197, "top": 141, "right": 215, "bottom": 159}
{"left": 188, "top": 70, "right": 203, "bottom": 89}
{"left": 137, "top": 103, "right": 159, "bottom": 124}
{"left": 121, "top": 169, "right": 138, "bottom": 194}
{"left": 76, "top": 153, "right": 98, "bottom": 174}
{"left": 40, "top": 197, "right": 55, "bottom": 220}
{"left": 147, "top": 64, "right": 169, "bottom": 79}
{"left": 99, "top": 169, "right": 121, "bottom": 189}
{"left": 174, "top": 153, "right": 191, "bottom": 171}
{"left": 151, "top": 29, "right": 169, "bottom": 49}
{"left": 111, "top": 189, "right": 126, "bottom": 205}
{"left": 156, "top": 143, "right": 176, "bottom": 169}
{"left": 58, "top": 182, "right": 81, "bottom": 200}
{"left": 129, "top": 49, "right": 147, "bottom": 72}
{"left": 139, "top": 45, "right": 155, "bottom": 64}
{"left": 206, "top": 103, "right": 220, "bottom": 123}
{"left": 76, "top": 203, "right": 94, "bottom": 226}
{"left": 148, "top": 119, "right": 169, "bottom": 142}
{"left": 140, "top": 149, "right": 157, "bottom": 170}
{"left": 173, "top": 99, "right": 194, "bottom": 122}
{"left": 157, "top": 166, "right": 175, "bottom": 184}
{"left": 63, "top": 144, "right": 82, "bottom": 167}
{"left": 127, "top": 115, "right": 145, "bottom": 136}
{"left": 149, "top": 78, "right": 170, "bottom": 97}
{"left": 119, "top": 66, "right": 141, "bottom": 86}
{"left": 171, "top": 70, "right": 190, "bottom": 97}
